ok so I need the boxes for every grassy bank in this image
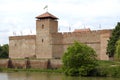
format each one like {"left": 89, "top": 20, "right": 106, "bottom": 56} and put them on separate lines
{"left": 98, "top": 60, "right": 120, "bottom": 67}
{"left": 0, "top": 68, "right": 62, "bottom": 73}
{"left": 90, "top": 60, "right": 120, "bottom": 77}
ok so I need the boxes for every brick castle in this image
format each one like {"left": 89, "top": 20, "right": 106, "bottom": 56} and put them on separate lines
{"left": 9, "top": 12, "right": 112, "bottom": 60}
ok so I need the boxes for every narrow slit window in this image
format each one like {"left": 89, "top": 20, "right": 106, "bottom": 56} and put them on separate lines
{"left": 42, "top": 39, "right": 44, "bottom": 43}
{"left": 15, "top": 44, "right": 17, "bottom": 46}
{"left": 42, "top": 24, "right": 44, "bottom": 29}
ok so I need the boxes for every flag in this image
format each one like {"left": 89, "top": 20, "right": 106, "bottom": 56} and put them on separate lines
{"left": 44, "top": 5, "right": 48, "bottom": 10}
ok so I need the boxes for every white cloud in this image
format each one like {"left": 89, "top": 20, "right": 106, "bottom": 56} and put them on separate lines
{"left": 59, "top": 20, "right": 69, "bottom": 27}
{"left": 0, "top": 0, "right": 120, "bottom": 44}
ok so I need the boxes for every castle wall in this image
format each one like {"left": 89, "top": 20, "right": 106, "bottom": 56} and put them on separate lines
{"left": 50, "top": 33, "right": 63, "bottom": 58}
{"left": 11, "top": 59, "right": 27, "bottom": 68}
{"left": 0, "top": 59, "right": 9, "bottom": 68}
{"left": 29, "top": 59, "right": 48, "bottom": 69}
{"left": 62, "top": 30, "right": 112, "bottom": 60}
{"left": 62, "top": 31, "right": 101, "bottom": 59}
{"left": 9, "top": 35, "right": 36, "bottom": 59}
{"left": 100, "top": 30, "right": 112, "bottom": 60}
{"left": 50, "top": 59, "right": 62, "bottom": 69}
{"left": 0, "top": 59, "right": 62, "bottom": 69}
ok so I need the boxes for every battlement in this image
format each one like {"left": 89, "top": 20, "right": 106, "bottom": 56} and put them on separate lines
{"left": 51, "top": 33, "right": 63, "bottom": 37}
{"left": 62, "top": 31, "right": 98, "bottom": 38}
{"left": 62, "top": 29, "right": 112, "bottom": 38}
{"left": 9, "top": 35, "right": 36, "bottom": 40}
{"left": 97, "top": 29, "right": 112, "bottom": 34}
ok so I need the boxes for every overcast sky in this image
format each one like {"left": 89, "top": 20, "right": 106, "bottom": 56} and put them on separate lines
{"left": 0, "top": 0, "right": 120, "bottom": 44}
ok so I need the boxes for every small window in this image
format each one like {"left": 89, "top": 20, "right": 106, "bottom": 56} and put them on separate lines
{"left": 42, "top": 39, "right": 44, "bottom": 43}
{"left": 42, "top": 24, "right": 44, "bottom": 29}
{"left": 14, "top": 44, "right": 17, "bottom": 46}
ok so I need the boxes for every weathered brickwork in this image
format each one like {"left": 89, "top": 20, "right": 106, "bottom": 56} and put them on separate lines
{"left": 50, "top": 59, "right": 62, "bottom": 69}
{"left": 0, "top": 59, "right": 9, "bottom": 68}
{"left": 100, "top": 30, "right": 112, "bottom": 60}
{"left": 11, "top": 59, "right": 27, "bottom": 69}
{"left": 29, "top": 59, "right": 48, "bottom": 69}
{"left": 9, "top": 35, "right": 36, "bottom": 58}
{"left": 50, "top": 33, "right": 63, "bottom": 58}
{"left": 35, "top": 19, "right": 58, "bottom": 59}
{"left": 0, "top": 59, "right": 62, "bottom": 69}
{"left": 9, "top": 12, "right": 112, "bottom": 60}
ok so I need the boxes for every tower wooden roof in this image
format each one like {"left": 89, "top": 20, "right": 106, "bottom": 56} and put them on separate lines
{"left": 36, "top": 12, "right": 58, "bottom": 19}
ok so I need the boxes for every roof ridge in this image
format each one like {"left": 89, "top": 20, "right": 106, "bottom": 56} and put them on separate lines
{"left": 36, "top": 12, "right": 58, "bottom": 19}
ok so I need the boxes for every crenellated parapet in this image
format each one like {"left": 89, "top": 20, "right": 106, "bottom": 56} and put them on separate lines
{"left": 9, "top": 35, "right": 36, "bottom": 40}
{"left": 62, "top": 30, "right": 100, "bottom": 44}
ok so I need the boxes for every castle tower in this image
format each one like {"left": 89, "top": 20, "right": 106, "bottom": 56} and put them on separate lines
{"left": 35, "top": 12, "right": 58, "bottom": 59}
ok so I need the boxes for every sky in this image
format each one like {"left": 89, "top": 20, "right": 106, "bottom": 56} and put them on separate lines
{"left": 0, "top": 0, "right": 120, "bottom": 44}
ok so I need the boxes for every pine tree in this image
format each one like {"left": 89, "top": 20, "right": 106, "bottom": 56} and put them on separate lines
{"left": 107, "top": 22, "right": 120, "bottom": 57}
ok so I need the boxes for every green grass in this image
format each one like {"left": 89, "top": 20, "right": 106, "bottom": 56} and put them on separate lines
{"left": 98, "top": 60, "right": 120, "bottom": 67}
{"left": 0, "top": 68, "right": 63, "bottom": 73}
{"left": 91, "top": 60, "right": 120, "bottom": 77}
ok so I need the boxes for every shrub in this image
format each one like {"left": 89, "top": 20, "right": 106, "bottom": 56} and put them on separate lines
{"left": 62, "top": 41, "right": 98, "bottom": 76}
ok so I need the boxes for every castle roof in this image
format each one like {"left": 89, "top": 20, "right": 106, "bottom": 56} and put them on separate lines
{"left": 36, "top": 12, "right": 58, "bottom": 19}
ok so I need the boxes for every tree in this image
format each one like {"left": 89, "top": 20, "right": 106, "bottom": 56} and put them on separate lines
{"left": 62, "top": 41, "right": 97, "bottom": 76}
{"left": 114, "top": 39, "right": 120, "bottom": 61}
{"left": 107, "top": 22, "right": 120, "bottom": 57}
{"left": 0, "top": 44, "right": 9, "bottom": 58}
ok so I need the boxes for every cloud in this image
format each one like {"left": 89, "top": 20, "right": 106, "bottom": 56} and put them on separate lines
{"left": 59, "top": 20, "right": 69, "bottom": 27}
{"left": 0, "top": 0, "right": 120, "bottom": 44}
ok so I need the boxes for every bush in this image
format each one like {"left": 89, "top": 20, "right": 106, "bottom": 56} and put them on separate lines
{"left": 62, "top": 41, "right": 98, "bottom": 76}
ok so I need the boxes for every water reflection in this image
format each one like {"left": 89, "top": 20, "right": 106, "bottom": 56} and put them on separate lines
{"left": 0, "top": 73, "right": 8, "bottom": 80}
{"left": 7, "top": 72, "right": 63, "bottom": 80}
{"left": 0, "top": 72, "right": 120, "bottom": 80}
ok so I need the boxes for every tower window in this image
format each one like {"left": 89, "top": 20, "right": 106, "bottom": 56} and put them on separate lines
{"left": 42, "top": 24, "right": 44, "bottom": 29}
{"left": 42, "top": 39, "right": 44, "bottom": 43}
{"left": 14, "top": 44, "right": 17, "bottom": 46}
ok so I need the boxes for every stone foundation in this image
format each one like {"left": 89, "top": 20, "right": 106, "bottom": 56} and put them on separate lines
{"left": 0, "top": 59, "right": 9, "bottom": 68}
{"left": 29, "top": 59, "right": 48, "bottom": 69}
{"left": 0, "top": 59, "right": 62, "bottom": 69}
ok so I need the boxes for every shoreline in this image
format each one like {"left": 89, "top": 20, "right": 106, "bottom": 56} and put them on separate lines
{"left": 0, "top": 68, "right": 63, "bottom": 73}
{"left": 0, "top": 60, "right": 120, "bottom": 78}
